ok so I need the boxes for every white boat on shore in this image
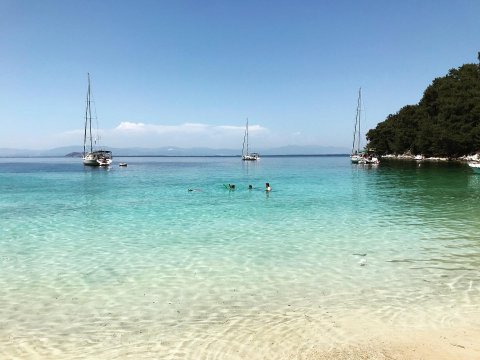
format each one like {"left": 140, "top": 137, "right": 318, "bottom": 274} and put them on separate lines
{"left": 468, "top": 162, "right": 480, "bottom": 173}
{"left": 82, "top": 73, "right": 112, "bottom": 167}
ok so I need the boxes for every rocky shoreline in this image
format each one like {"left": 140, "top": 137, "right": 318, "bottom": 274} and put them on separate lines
{"left": 381, "top": 153, "right": 480, "bottom": 162}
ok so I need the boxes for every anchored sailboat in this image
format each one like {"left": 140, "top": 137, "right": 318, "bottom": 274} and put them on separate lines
{"left": 350, "top": 88, "right": 379, "bottom": 165}
{"left": 350, "top": 88, "right": 363, "bottom": 163}
{"left": 241, "top": 119, "right": 259, "bottom": 161}
{"left": 83, "top": 73, "right": 112, "bottom": 166}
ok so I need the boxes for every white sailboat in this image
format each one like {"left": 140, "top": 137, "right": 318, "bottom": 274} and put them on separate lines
{"left": 350, "top": 88, "right": 363, "bottom": 163}
{"left": 83, "top": 73, "right": 112, "bottom": 166}
{"left": 242, "top": 119, "right": 259, "bottom": 161}
{"left": 350, "top": 88, "right": 379, "bottom": 165}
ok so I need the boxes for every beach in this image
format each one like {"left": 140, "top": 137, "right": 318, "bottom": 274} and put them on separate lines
{"left": 2, "top": 313, "right": 479, "bottom": 359}
{"left": 303, "top": 327, "right": 480, "bottom": 360}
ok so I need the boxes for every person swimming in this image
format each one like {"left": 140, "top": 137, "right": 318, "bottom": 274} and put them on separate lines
{"left": 265, "top": 182, "right": 271, "bottom": 192}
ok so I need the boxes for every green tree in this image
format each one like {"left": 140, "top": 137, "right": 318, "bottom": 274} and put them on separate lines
{"left": 366, "top": 61, "right": 480, "bottom": 157}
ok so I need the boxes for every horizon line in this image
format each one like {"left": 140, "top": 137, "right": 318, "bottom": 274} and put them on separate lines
{"left": 0, "top": 154, "right": 350, "bottom": 159}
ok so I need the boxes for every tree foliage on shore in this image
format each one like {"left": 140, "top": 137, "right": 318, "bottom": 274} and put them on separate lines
{"left": 366, "top": 62, "right": 480, "bottom": 157}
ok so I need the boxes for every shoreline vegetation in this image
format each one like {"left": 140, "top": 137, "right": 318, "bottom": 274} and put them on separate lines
{"left": 366, "top": 54, "right": 480, "bottom": 159}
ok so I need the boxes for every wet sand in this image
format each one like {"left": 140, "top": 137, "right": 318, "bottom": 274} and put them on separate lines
{"left": 2, "top": 323, "right": 479, "bottom": 359}
{"left": 303, "top": 328, "right": 480, "bottom": 360}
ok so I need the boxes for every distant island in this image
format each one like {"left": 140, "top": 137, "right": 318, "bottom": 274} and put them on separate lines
{"left": 0, "top": 145, "right": 349, "bottom": 158}
{"left": 366, "top": 54, "right": 480, "bottom": 158}
{"left": 65, "top": 152, "right": 83, "bottom": 158}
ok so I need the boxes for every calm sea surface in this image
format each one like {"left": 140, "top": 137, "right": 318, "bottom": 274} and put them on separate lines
{"left": 0, "top": 156, "right": 479, "bottom": 358}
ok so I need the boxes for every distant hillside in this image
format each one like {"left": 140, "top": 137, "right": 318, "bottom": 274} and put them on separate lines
{"left": 258, "top": 145, "right": 348, "bottom": 155}
{"left": 65, "top": 152, "right": 83, "bottom": 158}
{"left": 366, "top": 60, "right": 480, "bottom": 157}
{"left": 0, "top": 145, "right": 349, "bottom": 157}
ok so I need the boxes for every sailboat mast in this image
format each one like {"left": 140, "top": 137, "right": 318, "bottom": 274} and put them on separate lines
{"left": 351, "top": 88, "right": 362, "bottom": 154}
{"left": 242, "top": 119, "right": 247, "bottom": 156}
{"left": 83, "top": 87, "right": 87, "bottom": 156}
{"left": 246, "top": 118, "right": 249, "bottom": 155}
{"left": 357, "top": 87, "right": 362, "bottom": 153}
{"left": 87, "top": 73, "right": 93, "bottom": 152}
{"left": 84, "top": 73, "right": 90, "bottom": 156}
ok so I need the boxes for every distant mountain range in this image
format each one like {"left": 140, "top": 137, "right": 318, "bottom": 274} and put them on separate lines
{"left": 0, "top": 145, "right": 349, "bottom": 157}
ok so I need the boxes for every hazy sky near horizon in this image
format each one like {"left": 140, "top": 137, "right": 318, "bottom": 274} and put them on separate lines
{"left": 1, "top": 0, "right": 479, "bottom": 150}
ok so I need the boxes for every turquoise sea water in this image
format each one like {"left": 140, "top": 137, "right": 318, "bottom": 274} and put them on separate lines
{"left": 0, "top": 156, "right": 479, "bottom": 359}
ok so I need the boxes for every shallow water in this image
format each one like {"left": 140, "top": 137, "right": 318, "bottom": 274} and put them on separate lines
{"left": 0, "top": 156, "right": 479, "bottom": 358}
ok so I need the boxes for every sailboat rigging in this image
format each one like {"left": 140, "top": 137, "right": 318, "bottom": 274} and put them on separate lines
{"left": 82, "top": 73, "right": 112, "bottom": 166}
{"left": 350, "top": 88, "right": 363, "bottom": 163}
{"left": 350, "top": 88, "right": 379, "bottom": 165}
{"left": 242, "top": 118, "right": 259, "bottom": 161}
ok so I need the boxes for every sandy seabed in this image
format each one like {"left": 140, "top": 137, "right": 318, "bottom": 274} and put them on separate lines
{"left": 2, "top": 319, "right": 479, "bottom": 360}
{"left": 3, "top": 332, "right": 479, "bottom": 360}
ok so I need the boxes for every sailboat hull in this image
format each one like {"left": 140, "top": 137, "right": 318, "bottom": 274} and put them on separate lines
{"left": 242, "top": 153, "right": 259, "bottom": 161}
{"left": 83, "top": 158, "right": 99, "bottom": 166}
{"left": 83, "top": 151, "right": 113, "bottom": 166}
{"left": 350, "top": 154, "right": 361, "bottom": 163}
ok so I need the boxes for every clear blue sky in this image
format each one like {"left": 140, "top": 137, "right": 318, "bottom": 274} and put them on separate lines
{"left": 1, "top": 0, "right": 479, "bottom": 150}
